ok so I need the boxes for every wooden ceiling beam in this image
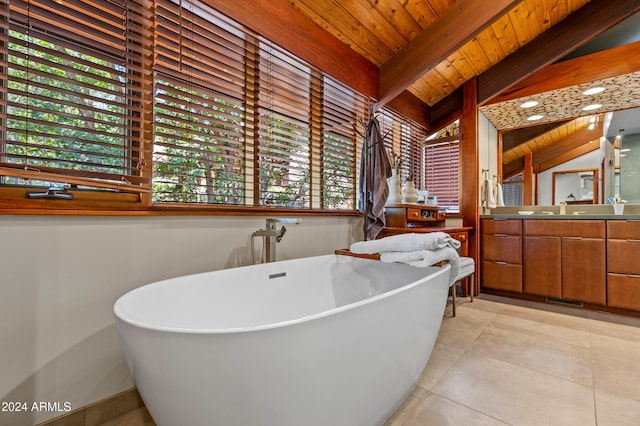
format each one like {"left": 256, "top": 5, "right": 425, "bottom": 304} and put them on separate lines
{"left": 537, "top": 143, "right": 600, "bottom": 173}
{"left": 375, "top": 0, "right": 521, "bottom": 109}
{"left": 202, "top": 0, "right": 379, "bottom": 98}
{"left": 384, "top": 91, "right": 431, "bottom": 130}
{"left": 477, "top": 0, "right": 640, "bottom": 106}
{"left": 502, "top": 121, "right": 570, "bottom": 152}
{"left": 533, "top": 126, "right": 602, "bottom": 167}
{"left": 489, "top": 40, "right": 640, "bottom": 105}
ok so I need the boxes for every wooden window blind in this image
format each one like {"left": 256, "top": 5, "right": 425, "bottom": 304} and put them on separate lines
{"left": 152, "top": 0, "right": 248, "bottom": 204}
{"left": 0, "top": 0, "right": 152, "bottom": 193}
{"left": 321, "top": 77, "right": 368, "bottom": 209}
{"left": 256, "top": 40, "right": 311, "bottom": 208}
{"left": 423, "top": 139, "right": 460, "bottom": 209}
{"left": 377, "top": 108, "right": 426, "bottom": 186}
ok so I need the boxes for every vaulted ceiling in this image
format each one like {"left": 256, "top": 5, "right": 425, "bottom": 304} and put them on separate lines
{"left": 209, "top": 0, "right": 640, "bottom": 170}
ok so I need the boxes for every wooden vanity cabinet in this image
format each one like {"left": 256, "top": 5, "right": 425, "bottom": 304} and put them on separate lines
{"left": 481, "top": 219, "right": 523, "bottom": 293}
{"left": 607, "top": 220, "right": 640, "bottom": 310}
{"left": 523, "top": 220, "right": 605, "bottom": 305}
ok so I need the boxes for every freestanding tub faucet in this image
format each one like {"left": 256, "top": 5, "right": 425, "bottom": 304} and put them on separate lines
{"left": 252, "top": 218, "right": 302, "bottom": 263}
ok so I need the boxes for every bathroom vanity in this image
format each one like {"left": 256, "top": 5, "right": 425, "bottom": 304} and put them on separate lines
{"left": 481, "top": 212, "right": 640, "bottom": 315}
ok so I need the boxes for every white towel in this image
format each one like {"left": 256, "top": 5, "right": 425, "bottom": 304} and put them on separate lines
{"left": 349, "top": 233, "right": 461, "bottom": 285}
{"left": 380, "top": 247, "right": 460, "bottom": 285}
{"left": 484, "top": 178, "right": 497, "bottom": 209}
{"left": 495, "top": 182, "right": 505, "bottom": 207}
{"left": 350, "top": 232, "right": 460, "bottom": 254}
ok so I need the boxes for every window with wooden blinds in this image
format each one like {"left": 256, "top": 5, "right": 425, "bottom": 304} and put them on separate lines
{"left": 322, "top": 77, "right": 368, "bottom": 210}
{"left": 0, "top": 0, "right": 152, "bottom": 193}
{"left": 377, "top": 108, "right": 425, "bottom": 186}
{"left": 0, "top": 0, "right": 421, "bottom": 214}
{"left": 153, "top": 0, "right": 248, "bottom": 204}
{"left": 257, "top": 40, "right": 311, "bottom": 208}
{"left": 423, "top": 139, "right": 460, "bottom": 210}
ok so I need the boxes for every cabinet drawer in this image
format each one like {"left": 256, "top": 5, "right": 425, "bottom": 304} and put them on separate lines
{"left": 608, "top": 273, "right": 640, "bottom": 311}
{"left": 481, "top": 261, "right": 522, "bottom": 293}
{"left": 482, "top": 219, "right": 521, "bottom": 235}
{"left": 608, "top": 220, "right": 640, "bottom": 240}
{"left": 607, "top": 239, "right": 640, "bottom": 275}
{"left": 524, "top": 220, "right": 605, "bottom": 238}
{"left": 481, "top": 235, "right": 521, "bottom": 263}
{"left": 407, "top": 208, "right": 422, "bottom": 220}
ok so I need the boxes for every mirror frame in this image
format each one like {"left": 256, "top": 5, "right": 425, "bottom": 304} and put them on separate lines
{"left": 552, "top": 168, "right": 599, "bottom": 205}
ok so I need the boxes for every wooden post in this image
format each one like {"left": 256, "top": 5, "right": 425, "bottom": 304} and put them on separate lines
{"left": 461, "top": 78, "right": 479, "bottom": 296}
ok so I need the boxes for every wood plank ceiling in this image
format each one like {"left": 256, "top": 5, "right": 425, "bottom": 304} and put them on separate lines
{"left": 292, "top": 0, "right": 589, "bottom": 106}
{"left": 284, "top": 0, "right": 640, "bottom": 168}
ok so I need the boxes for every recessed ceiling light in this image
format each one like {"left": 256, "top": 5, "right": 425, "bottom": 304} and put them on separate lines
{"left": 520, "top": 101, "right": 538, "bottom": 108}
{"left": 527, "top": 114, "right": 544, "bottom": 121}
{"left": 583, "top": 104, "right": 602, "bottom": 111}
{"left": 582, "top": 87, "right": 606, "bottom": 95}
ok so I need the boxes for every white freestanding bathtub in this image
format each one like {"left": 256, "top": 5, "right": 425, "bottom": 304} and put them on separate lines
{"left": 114, "top": 254, "right": 451, "bottom": 426}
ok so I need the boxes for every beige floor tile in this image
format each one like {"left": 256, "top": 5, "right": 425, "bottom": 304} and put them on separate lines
{"left": 402, "top": 392, "right": 510, "bottom": 426}
{"left": 594, "top": 389, "right": 640, "bottom": 426}
{"left": 416, "top": 343, "right": 464, "bottom": 391}
{"left": 489, "top": 310, "right": 591, "bottom": 349}
{"left": 591, "top": 332, "right": 640, "bottom": 402}
{"left": 470, "top": 322, "right": 593, "bottom": 386}
{"left": 384, "top": 386, "right": 429, "bottom": 426}
{"left": 97, "top": 407, "right": 156, "bottom": 426}
{"left": 434, "top": 308, "right": 494, "bottom": 354}
{"left": 433, "top": 352, "right": 596, "bottom": 426}
{"left": 589, "top": 317, "right": 640, "bottom": 343}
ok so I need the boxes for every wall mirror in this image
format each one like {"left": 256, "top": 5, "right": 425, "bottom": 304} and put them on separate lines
{"left": 552, "top": 168, "right": 599, "bottom": 205}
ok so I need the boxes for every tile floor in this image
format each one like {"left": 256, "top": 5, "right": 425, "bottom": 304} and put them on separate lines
{"left": 99, "top": 295, "right": 640, "bottom": 426}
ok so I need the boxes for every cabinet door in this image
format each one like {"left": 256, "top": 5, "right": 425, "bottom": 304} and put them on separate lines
{"left": 524, "top": 236, "right": 561, "bottom": 298}
{"left": 562, "top": 237, "right": 606, "bottom": 305}
{"left": 482, "top": 261, "right": 522, "bottom": 293}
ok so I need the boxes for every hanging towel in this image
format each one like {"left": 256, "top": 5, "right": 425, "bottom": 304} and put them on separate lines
{"left": 495, "top": 182, "right": 505, "bottom": 207}
{"left": 358, "top": 116, "right": 392, "bottom": 240}
{"left": 350, "top": 232, "right": 461, "bottom": 254}
{"left": 484, "top": 178, "right": 497, "bottom": 209}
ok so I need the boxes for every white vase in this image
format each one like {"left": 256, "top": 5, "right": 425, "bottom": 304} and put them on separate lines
{"left": 386, "top": 169, "right": 402, "bottom": 205}
{"left": 402, "top": 180, "right": 418, "bottom": 204}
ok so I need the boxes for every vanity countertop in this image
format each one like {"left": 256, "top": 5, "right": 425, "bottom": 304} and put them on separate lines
{"left": 481, "top": 214, "right": 640, "bottom": 220}
{"left": 484, "top": 205, "right": 640, "bottom": 220}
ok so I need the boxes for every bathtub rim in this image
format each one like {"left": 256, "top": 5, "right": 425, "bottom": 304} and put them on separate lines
{"left": 114, "top": 254, "right": 451, "bottom": 335}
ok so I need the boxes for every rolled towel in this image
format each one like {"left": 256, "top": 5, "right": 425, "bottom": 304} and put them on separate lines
{"left": 350, "top": 232, "right": 460, "bottom": 254}
{"left": 380, "top": 247, "right": 460, "bottom": 285}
